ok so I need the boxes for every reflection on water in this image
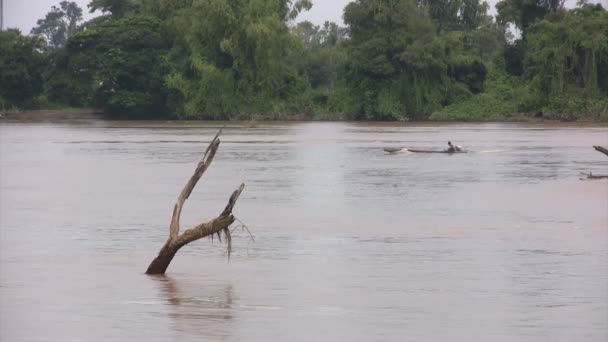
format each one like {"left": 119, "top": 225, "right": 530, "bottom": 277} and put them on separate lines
{"left": 152, "top": 275, "right": 235, "bottom": 340}
{"left": 0, "top": 121, "right": 607, "bottom": 341}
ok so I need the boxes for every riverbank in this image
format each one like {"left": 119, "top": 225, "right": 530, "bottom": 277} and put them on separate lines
{"left": 2, "top": 108, "right": 607, "bottom": 123}
{"left": 1, "top": 109, "right": 102, "bottom": 121}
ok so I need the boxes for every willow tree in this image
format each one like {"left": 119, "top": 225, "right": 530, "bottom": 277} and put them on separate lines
{"left": 418, "top": 0, "right": 491, "bottom": 33}
{"left": 524, "top": 3, "right": 608, "bottom": 116}
{"left": 162, "top": 0, "right": 313, "bottom": 118}
{"left": 342, "top": 0, "right": 441, "bottom": 119}
{"left": 146, "top": 129, "right": 246, "bottom": 275}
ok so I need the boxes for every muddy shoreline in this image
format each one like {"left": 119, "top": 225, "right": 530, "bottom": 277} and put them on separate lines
{"left": 0, "top": 109, "right": 103, "bottom": 121}
{"left": 2, "top": 109, "right": 606, "bottom": 123}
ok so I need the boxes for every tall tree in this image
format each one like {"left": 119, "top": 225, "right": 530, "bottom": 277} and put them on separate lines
{"left": 292, "top": 20, "right": 348, "bottom": 92}
{"left": 418, "top": 0, "right": 490, "bottom": 32}
{"left": 524, "top": 3, "right": 608, "bottom": 100}
{"left": 31, "top": 1, "right": 83, "bottom": 49}
{"left": 57, "top": 14, "right": 169, "bottom": 117}
{"left": 343, "top": 0, "right": 447, "bottom": 119}
{"left": 496, "top": 0, "right": 566, "bottom": 34}
{"left": 163, "top": 0, "right": 313, "bottom": 118}
{"left": 88, "top": 0, "right": 133, "bottom": 18}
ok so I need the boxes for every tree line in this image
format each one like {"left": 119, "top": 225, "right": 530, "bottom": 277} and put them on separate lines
{"left": 1, "top": 0, "right": 607, "bottom": 120}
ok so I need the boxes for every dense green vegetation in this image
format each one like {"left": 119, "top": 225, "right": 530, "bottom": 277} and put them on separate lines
{"left": 1, "top": 0, "right": 607, "bottom": 120}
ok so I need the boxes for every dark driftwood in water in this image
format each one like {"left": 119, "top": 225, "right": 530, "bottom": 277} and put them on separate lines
{"left": 383, "top": 147, "right": 403, "bottom": 153}
{"left": 593, "top": 145, "right": 608, "bottom": 157}
{"left": 146, "top": 128, "right": 245, "bottom": 275}
{"left": 580, "top": 172, "right": 608, "bottom": 180}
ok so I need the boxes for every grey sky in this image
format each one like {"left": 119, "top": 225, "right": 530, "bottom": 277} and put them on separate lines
{"left": 3, "top": 0, "right": 607, "bottom": 34}
{"left": 4, "top": 0, "right": 99, "bottom": 33}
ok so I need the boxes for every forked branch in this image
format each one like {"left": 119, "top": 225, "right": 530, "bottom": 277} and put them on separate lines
{"left": 146, "top": 127, "right": 247, "bottom": 275}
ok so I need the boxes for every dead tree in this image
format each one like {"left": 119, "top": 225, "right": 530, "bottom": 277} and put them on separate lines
{"left": 146, "top": 128, "right": 245, "bottom": 275}
{"left": 593, "top": 145, "right": 608, "bottom": 157}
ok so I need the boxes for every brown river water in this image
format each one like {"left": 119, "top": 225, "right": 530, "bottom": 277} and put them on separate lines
{"left": 1, "top": 121, "right": 607, "bottom": 341}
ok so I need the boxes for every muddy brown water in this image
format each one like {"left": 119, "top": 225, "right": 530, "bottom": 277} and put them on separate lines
{"left": 1, "top": 121, "right": 607, "bottom": 341}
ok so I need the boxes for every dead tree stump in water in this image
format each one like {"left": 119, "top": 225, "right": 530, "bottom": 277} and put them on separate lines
{"left": 146, "top": 128, "right": 245, "bottom": 275}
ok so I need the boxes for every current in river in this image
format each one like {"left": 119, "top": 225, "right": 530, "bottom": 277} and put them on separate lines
{"left": 1, "top": 121, "right": 607, "bottom": 341}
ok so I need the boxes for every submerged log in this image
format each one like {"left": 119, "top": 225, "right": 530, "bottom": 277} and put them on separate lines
{"left": 580, "top": 172, "right": 608, "bottom": 180}
{"left": 383, "top": 147, "right": 403, "bottom": 153}
{"left": 593, "top": 145, "right": 608, "bottom": 157}
{"left": 146, "top": 128, "right": 245, "bottom": 275}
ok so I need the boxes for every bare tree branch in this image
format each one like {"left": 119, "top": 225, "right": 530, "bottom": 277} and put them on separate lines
{"left": 168, "top": 139, "right": 218, "bottom": 240}
{"left": 146, "top": 127, "right": 247, "bottom": 275}
{"left": 169, "top": 129, "right": 223, "bottom": 241}
{"left": 593, "top": 145, "right": 608, "bottom": 157}
{"left": 221, "top": 183, "right": 245, "bottom": 216}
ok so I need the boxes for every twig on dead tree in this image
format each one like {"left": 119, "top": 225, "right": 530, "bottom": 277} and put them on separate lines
{"left": 231, "top": 216, "right": 255, "bottom": 243}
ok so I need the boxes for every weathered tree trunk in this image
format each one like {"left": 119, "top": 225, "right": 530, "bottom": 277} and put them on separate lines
{"left": 146, "top": 128, "right": 245, "bottom": 275}
{"left": 593, "top": 145, "right": 608, "bottom": 157}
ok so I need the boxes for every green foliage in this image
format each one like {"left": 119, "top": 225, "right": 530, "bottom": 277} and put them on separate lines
{"left": 342, "top": 0, "right": 445, "bottom": 119}
{"left": 522, "top": 3, "right": 608, "bottom": 116}
{"left": 88, "top": 0, "right": 134, "bottom": 17}
{"left": 160, "top": 0, "right": 314, "bottom": 119}
{"left": 43, "top": 48, "right": 93, "bottom": 107}
{"left": 0, "top": 30, "right": 45, "bottom": 108}
{"left": 496, "top": 0, "right": 563, "bottom": 33}
{"left": 463, "top": 23, "right": 506, "bottom": 60}
{"left": 503, "top": 40, "right": 525, "bottom": 76}
{"left": 433, "top": 2, "right": 608, "bottom": 121}
{"left": 50, "top": 14, "right": 169, "bottom": 117}
{"left": 431, "top": 67, "right": 527, "bottom": 120}
{"left": 448, "top": 55, "right": 487, "bottom": 93}
{"left": 2, "top": 0, "right": 605, "bottom": 121}
{"left": 419, "top": 0, "right": 491, "bottom": 33}
{"left": 525, "top": 4, "right": 608, "bottom": 95}
{"left": 339, "top": 0, "right": 496, "bottom": 120}
{"left": 291, "top": 20, "right": 348, "bottom": 94}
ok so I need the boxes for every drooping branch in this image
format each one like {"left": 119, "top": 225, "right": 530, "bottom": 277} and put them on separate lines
{"left": 146, "top": 127, "right": 247, "bottom": 275}
{"left": 593, "top": 145, "right": 608, "bottom": 157}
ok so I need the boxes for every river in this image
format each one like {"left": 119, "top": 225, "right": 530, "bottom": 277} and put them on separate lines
{"left": 1, "top": 121, "right": 607, "bottom": 341}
